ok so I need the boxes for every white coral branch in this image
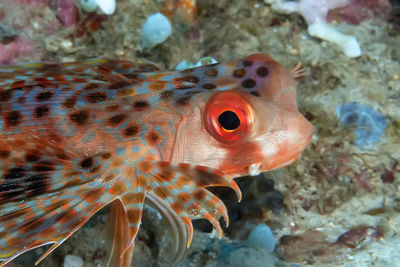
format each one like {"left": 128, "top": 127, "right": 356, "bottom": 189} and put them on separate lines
{"left": 266, "top": 0, "right": 362, "bottom": 58}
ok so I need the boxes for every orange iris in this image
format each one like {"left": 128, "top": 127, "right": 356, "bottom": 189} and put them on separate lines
{"left": 205, "top": 91, "right": 253, "bottom": 143}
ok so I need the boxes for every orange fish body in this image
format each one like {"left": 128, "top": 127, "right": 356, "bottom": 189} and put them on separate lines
{"left": 0, "top": 54, "right": 312, "bottom": 266}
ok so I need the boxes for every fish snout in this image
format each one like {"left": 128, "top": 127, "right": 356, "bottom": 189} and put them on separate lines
{"left": 259, "top": 113, "right": 313, "bottom": 171}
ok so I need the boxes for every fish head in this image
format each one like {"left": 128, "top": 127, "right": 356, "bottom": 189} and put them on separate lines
{"left": 173, "top": 54, "right": 313, "bottom": 177}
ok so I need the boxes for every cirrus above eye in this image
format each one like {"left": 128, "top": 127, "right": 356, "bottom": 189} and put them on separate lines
{"left": 218, "top": 110, "right": 240, "bottom": 131}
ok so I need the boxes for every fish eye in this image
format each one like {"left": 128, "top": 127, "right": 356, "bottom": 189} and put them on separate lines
{"left": 218, "top": 110, "right": 240, "bottom": 131}
{"left": 205, "top": 91, "right": 253, "bottom": 143}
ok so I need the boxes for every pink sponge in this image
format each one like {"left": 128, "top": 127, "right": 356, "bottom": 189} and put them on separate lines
{"left": 0, "top": 37, "right": 34, "bottom": 65}
{"left": 53, "top": 0, "right": 79, "bottom": 27}
{"left": 328, "top": 0, "right": 392, "bottom": 24}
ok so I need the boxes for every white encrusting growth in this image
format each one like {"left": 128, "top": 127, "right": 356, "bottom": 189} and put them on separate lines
{"left": 141, "top": 12, "right": 172, "bottom": 49}
{"left": 176, "top": 56, "right": 218, "bottom": 70}
{"left": 249, "top": 163, "right": 262, "bottom": 176}
{"left": 63, "top": 255, "right": 84, "bottom": 267}
{"left": 247, "top": 224, "right": 275, "bottom": 253}
{"left": 80, "top": 0, "right": 116, "bottom": 15}
{"left": 266, "top": 0, "right": 362, "bottom": 58}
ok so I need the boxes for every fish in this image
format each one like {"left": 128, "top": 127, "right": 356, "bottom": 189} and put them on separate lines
{"left": 0, "top": 53, "right": 313, "bottom": 266}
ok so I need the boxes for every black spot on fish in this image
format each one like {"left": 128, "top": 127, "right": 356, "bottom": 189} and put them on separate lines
{"left": 123, "top": 125, "right": 139, "bottom": 138}
{"left": 33, "top": 161, "right": 55, "bottom": 172}
{"left": 25, "top": 174, "right": 50, "bottom": 197}
{"left": 0, "top": 150, "right": 10, "bottom": 159}
{"left": 69, "top": 110, "right": 90, "bottom": 126}
{"left": 36, "top": 91, "right": 53, "bottom": 102}
{"left": 243, "top": 60, "right": 253, "bottom": 67}
{"left": 107, "top": 113, "right": 127, "bottom": 126}
{"left": 4, "top": 167, "right": 26, "bottom": 180}
{"left": 241, "top": 78, "right": 256, "bottom": 89}
{"left": 35, "top": 105, "right": 50, "bottom": 118}
{"left": 80, "top": 157, "right": 93, "bottom": 169}
{"left": 256, "top": 66, "right": 269, "bottom": 77}
{"left": 133, "top": 100, "right": 150, "bottom": 109}
{"left": 202, "top": 83, "right": 217, "bottom": 90}
{"left": 86, "top": 92, "right": 108, "bottom": 103}
{"left": 5, "top": 111, "right": 22, "bottom": 126}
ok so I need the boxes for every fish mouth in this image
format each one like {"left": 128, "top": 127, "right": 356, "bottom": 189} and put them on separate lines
{"left": 247, "top": 154, "right": 301, "bottom": 176}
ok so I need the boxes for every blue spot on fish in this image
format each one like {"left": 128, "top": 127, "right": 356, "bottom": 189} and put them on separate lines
{"left": 131, "top": 146, "right": 140, "bottom": 152}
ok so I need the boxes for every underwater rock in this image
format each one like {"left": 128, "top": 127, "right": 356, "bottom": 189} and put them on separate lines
{"left": 336, "top": 102, "right": 387, "bottom": 148}
{"left": 222, "top": 246, "right": 277, "bottom": 267}
{"left": 219, "top": 239, "right": 277, "bottom": 267}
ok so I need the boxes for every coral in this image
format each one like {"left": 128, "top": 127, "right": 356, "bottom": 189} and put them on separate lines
{"left": 247, "top": 224, "right": 275, "bottom": 253}
{"left": 141, "top": 12, "right": 172, "bottom": 49}
{"left": 336, "top": 102, "right": 387, "bottom": 148}
{"left": 80, "top": 0, "right": 116, "bottom": 15}
{"left": 266, "top": 0, "right": 362, "bottom": 57}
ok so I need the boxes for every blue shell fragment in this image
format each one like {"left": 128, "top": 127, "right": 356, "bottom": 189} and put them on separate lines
{"left": 336, "top": 102, "right": 387, "bottom": 148}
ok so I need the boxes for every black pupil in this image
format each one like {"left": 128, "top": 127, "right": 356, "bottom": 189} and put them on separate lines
{"left": 218, "top": 111, "right": 240, "bottom": 130}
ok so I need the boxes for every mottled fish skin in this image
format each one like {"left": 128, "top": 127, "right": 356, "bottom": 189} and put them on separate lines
{"left": 0, "top": 54, "right": 312, "bottom": 266}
